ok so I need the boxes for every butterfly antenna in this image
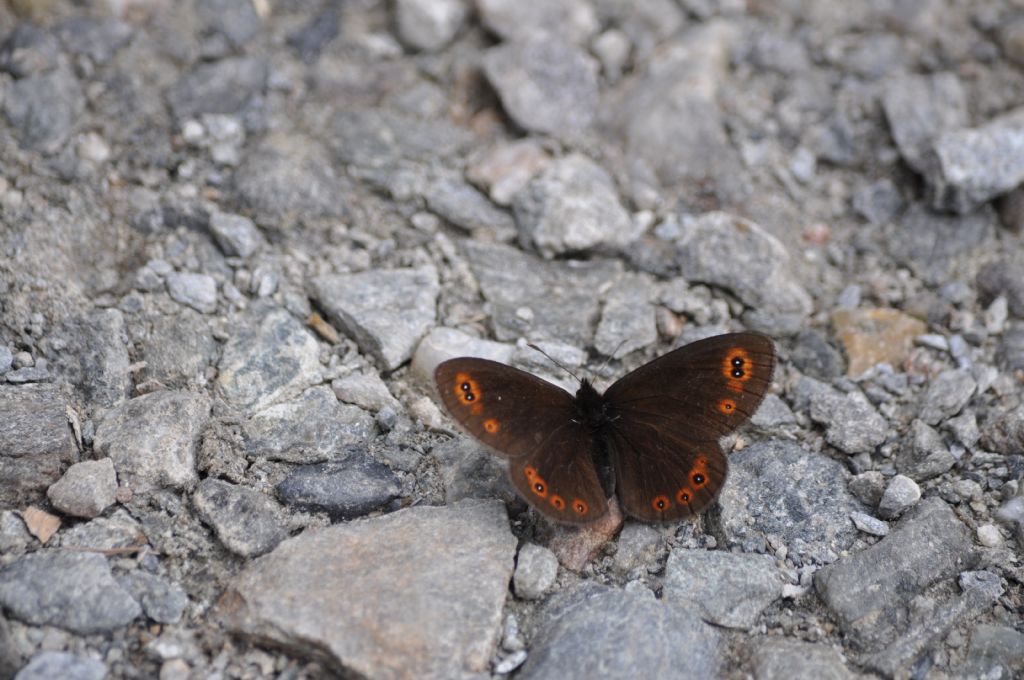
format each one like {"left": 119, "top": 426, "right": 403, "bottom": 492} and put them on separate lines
{"left": 527, "top": 343, "right": 582, "bottom": 383}
{"left": 595, "top": 339, "right": 628, "bottom": 375}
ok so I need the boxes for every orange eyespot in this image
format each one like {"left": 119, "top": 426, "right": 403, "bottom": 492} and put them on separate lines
{"left": 483, "top": 418, "right": 500, "bottom": 433}
{"left": 718, "top": 398, "right": 736, "bottom": 414}
{"left": 722, "top": 348, "right": 752, "bottom": 382}
{"left": 454, "top": 372, "right": 481, "bottom": 406}
{"left": 550, "top": 495, "right": 565, "bottom": 510}
{"left": 532, "top": 479, "right": 548, "bottom": 498}
{"left": 676, "top": 488, "right": 692, "bottom": 504}
{"left": 524, "top": 465, "right": 537, "bottom": 479}
{"left": 652, "top": 495, "right": 670, "bottom": 511}
{"left": 572, "top": 499, "right": 588, "bottom": 515}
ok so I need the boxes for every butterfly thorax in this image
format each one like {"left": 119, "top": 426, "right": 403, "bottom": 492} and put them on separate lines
{"left": 573, "top": 379, "right": 614, "bottom": 432}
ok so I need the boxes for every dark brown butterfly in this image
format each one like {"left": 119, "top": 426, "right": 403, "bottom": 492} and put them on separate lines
{"left": 434, "top": 332, "right": 775, "bottom": 523}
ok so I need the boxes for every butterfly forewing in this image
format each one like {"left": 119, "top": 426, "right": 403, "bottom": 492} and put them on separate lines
{"left": 605, "top": 332, "right": 776, "bottom": 442}
{"left": 435, "top": 358, "right": 609, "bottom": 522}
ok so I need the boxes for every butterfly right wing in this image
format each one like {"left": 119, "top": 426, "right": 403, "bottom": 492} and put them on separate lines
{"left": 435, "top": 358, "right": 608, "bottom": 523}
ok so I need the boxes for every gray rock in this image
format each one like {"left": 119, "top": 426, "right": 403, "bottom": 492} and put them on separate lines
{"left": 216, "top": 308, "right": 322, "bottom": 413}
{"left": 809, "top": 388, "right": 888, "bottom": 455}
{"left": 286, "top": 7, "right": 339, "bottom": 63}
{"left": 0, "top": 552, "right": 141, "bottom": 634}
{"left": 233, "top": 133, "right": 352, "bottom": 226}
{"left": 749, "top": 394, "right": 799, "bottom": 431}
{"left": 977, "top": 258, "right": 1024, "bottom": 318}
{"left": 852, "top": 178, "right": 905, "bottom": 225}
{"left": 3, "top": 66, "right": 84, "bottom": 153}
{"left": 612, "top": 523, "right": 665, "bottom": 575}
{"left": 332, "top": 371, "right": 400, "bottom": 412}
{"left": 54, "top": 16, "right": 133, "bottom": 65}
{"left": 482, "top": 39, "right": 598, "bottom": 139}
{"left": 220, "top": 499, "right": 516, "bottom": 679}
{"left": 196, "top": 0, "right": 262, "bottom": 50}
{"left": 477, "top": 0, "right": 598, "bottom": 45}
{"left": 53, "top": 308, "right": 131, "bottom": 409}
{"left": 0, "top": 346, "right": 11, "bottom": 374}
{"left": 140, "top": 310, "right": 219, "bottom": 388}
{"left": 599, "top": 22, "right": 743, "bottom": 199}
{"left": 0, "top": 384, "right": 77, "bottom": 507}
{"left": 118, "top": 571, "right": 189, "bottom": 624}
{"left": 4, "top": 366, "right": 49, "bottom": 384}
{"left": 877, "top": 474, "right": 921, "bottom": 519}
{"left": 962, "top": 624, "right": 1024, "bottom": 679}
{"left": 513, "top": 154, "right": 640, "bottom": 257}
{"left": 395, "top": 0, "right": 468, "bottom": 52}
{"left": 93, "top": 390, "right": 211, "bottom": 493}
{"left": 167, "top": 272, "right": 218, "bottom": 314}
{"left": 276, "top": 449, "right": 401, "bottom": 520}
{"left": 675, "top": 212, "right": 812, "bottom": 334}
{"left": 242, "top": 386, "right": 375, "bottom": 464}
{"left": 848, "top": 470, "right": 887, "bottom": 507}
{"left": 14, "top": 652, "right": 106, "bottom": 680}
{"left": 461, "top": 239, "right": 621, "bottom": 345}
{"left": 663, "top": 549, "right": 783, "bottom": 629}
{"left": 748, "top": 638, "right": 856, "bottom": 680}
{"left": 881, "top": 73, "right": 967, "bottom": 176}
{"left": 208, "top": 211, "right": 264, "bottom": 258}
{"left": 997, "top": 321, "right": 1024, "bottom": 371}
{"left": 790, "top": 329, "right": 845, "bottom": 380}
{"left": 814, "top": 498, "right": 976, "bottom": 649}
{"left": 46, "top": 458, "right": 117, "bottom": 518}
{"left": 520, "top": 588, "right": 721, "bottom": 679}
{"left": 310, "top": 266, "right": 439, "bottom": 370}
{"left": 167, "top": 56, "right": 268, "bottom": 119}
{"left": 850, "top": 511, "right": 889, "bottom": 537}
{"left": 193, "top": 478, "right": 289, "bottom": 557}
{"left": 897, "top": 419, "right": 956, "bottom": 481}
{"left": 889, "top": 205, "right": 995, "bottom": 285}
{"left": 0, "top": 510, "right": 31, "bottom": 554}
{"left": 861, "top": 570, "right": 1004, "bottom": 676}
{"left": 513, "top": 543, "right": 559, "bottom": 600}
{"left": 433, "top": 436, "right": 517, "bottom": 506}
{"left": 465, "top": 138, "right": 551, "bottom": 206}
{"left": 980, "top": 405, "right": 1024, "bottom": 454}
{"left": 0, "top": 24, "right": 61, "bottom": 78}
{"left": 931, "top": 107, "right": 1024, "bottom": 213}
{"left": 59, "top": 509, "right": 147, "bottom": 550}
{"left": 593, "top": 273, "right": 657, "bottom": 358}
{"left": 718, "top": 440, "right": 867, "bottom": 564}
{"left": 424, "top": 175, "right": 516, "bottom": 242}
{"left": 412, "top": 327, "right": 515, "bottom": 383}
{"left": 919, "top": 369, "right": 976, "bottom": 426}
{"left": 331, "top": 108, "right": 473, "bottom": 170}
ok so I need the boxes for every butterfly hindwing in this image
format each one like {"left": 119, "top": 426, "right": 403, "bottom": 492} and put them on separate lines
{"left": 435, "top": 358, "right": 609, "bottom": 522}
{"left": 607, "top": 423, "right": 727, "bottom": 521}
{"left": 507, "top": 423, "right": 609, "bottom": 524}
{"left": 604, "top": 332, "right": 776, "bottom": 442}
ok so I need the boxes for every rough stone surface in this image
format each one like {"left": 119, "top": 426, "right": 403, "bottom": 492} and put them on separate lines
{"left": 0, "top": 552, "right": 141, "bottom": 634}
{"left": 395, "top": 0, "right": 468, "bottom": 52}
{"left": 220, "top": 500, "right": 516, "bottom": 679}
{"left": 919, "top": 369, "right": 976, "bottom": 426}
{"left": 276, "top": 449, "right": 401, "bottom": 520}
{"left": 45, "top": 458, "right": 117, "bottom": 518}
{"left": 53, "top": 309, "right": 131, "bottom": 409}
{"left": 831, "top": 307, "right": 926, "bottom": 377}
{"left": 0, "top": 384, "right": 77, "bottom": 508}
{"left": 809, "top": 387, "right": 889, "bottom": 455}
{"left": 93, "top": 390, "right": 211, "bottom": 493}
{"left": 718, "top": 440, "right": 866, "bottom": 564}
{"left": 310, "top": 266, "right": 439, "bottom": 370}
{"left": 193, "top": 478, "right": 289, "bottom": 557}
{"left": 118, "top": 571, "right": 189, "bottom": 624}
{"left": 663, "top": 549, "right": 783, "bottom": 629}
{"left": 519, "top": 588, "right": 721, "bottom": 679}
{"left": 814, "top": 499, "right": 976, "bottom": 649}
{"left": 13, "top": 652, "right": 106, "bottom": 680}
{"left": 513, "top": 543, "right": 559, "bottom": 600}
{"left": 877, "top": 474, "right": 921, "bottom": 519}
{"left": 749, "top": 638, "right": 855, "bottom": 680}
{"left": 513, "top": 154, "right": 639, "bottom": 257}
{"left": 215, "top": 308, "right": 322, "bottom": 413}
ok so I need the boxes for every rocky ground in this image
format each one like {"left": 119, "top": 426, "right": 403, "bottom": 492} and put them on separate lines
{"left": 1, "top": 0, "right": 1023, "bottom": 678}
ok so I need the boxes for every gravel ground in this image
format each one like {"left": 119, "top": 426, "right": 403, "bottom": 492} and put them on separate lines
{"left": 1, "top": 1, "right": 1023, "bottom": 678}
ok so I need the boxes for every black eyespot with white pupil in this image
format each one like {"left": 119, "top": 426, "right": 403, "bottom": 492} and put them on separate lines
{"left": 693, "top": 473, "right": 705, "bottom": 485}
{"left": 732, "top": 368, "right": 744, "bottom": 377}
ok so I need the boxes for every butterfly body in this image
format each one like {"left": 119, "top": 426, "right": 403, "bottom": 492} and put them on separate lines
{"left": 435, "top": 332, "right": 775, "bottom": 524}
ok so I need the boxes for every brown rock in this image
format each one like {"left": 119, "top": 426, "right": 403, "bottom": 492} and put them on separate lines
{"left": 832, "top": 308, "right": 926, "bottom": 377}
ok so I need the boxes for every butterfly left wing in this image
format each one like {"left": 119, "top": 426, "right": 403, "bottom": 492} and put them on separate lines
{"left": 435, "top": 357, "right": 609, "bottom": 523}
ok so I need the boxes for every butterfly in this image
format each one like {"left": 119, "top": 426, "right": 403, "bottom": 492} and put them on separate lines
{"left": 434, "top": 332, "right": 776, "bottom": 523}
